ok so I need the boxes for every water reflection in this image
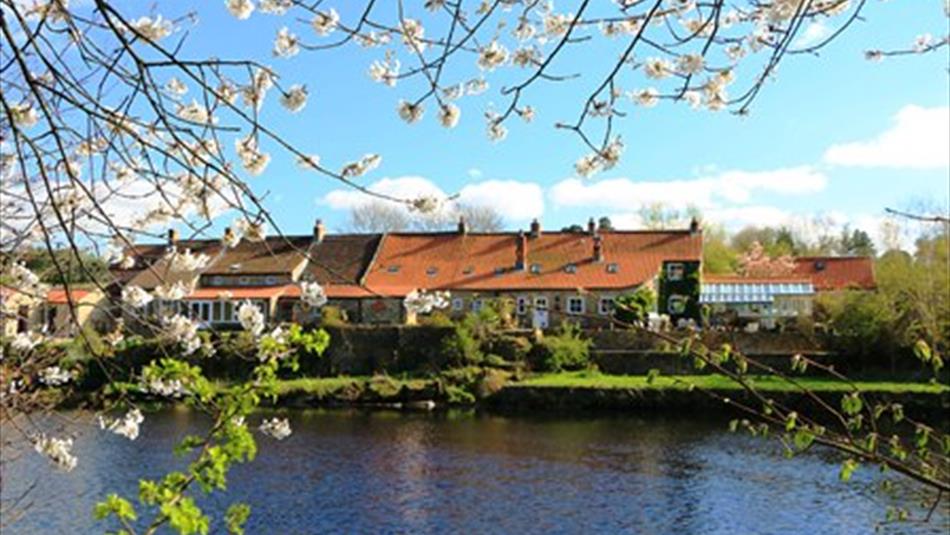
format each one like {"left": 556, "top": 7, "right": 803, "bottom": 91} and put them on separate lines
{"left": 2, "top": 409, "right": 947, "bottom": 534}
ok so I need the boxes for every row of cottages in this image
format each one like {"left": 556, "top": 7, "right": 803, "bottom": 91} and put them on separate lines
{"left": 109, "top": 218, "right": 704, "bottom": 330}
{"left": 1, "top": 284, "right": 108, "bottom": 338}
{"left": 700, "top": 257, "right": 876, "bottom": 329}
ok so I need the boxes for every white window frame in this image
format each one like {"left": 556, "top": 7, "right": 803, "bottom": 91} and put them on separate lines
{"left": 567, "top": 296, "right": 585, "bottom": 315}
{"left": 516, "top": 296, "right": 528, "bottom": 315}
{"left": 534, "top": 296, "right": 548, "bottom": 310}
{"left": 452, "top": 297, "right": 464, "bottom": 312}
{"left": 598, "top": 297, "right": 614, "bottom": 315}
{"left": 666, "top": 262, "right": 685, "bottom": 281}
{"left": 471, "top": 299, "right": 483, "bottom": 312}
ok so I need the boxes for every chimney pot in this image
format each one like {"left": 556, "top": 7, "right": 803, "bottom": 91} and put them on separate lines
{"left": 593, "top": 235, "right": 604, "bottom": 263}
{"left": 516, "top": 231, "right": 528, "bottom": 270}
{"left": 458, "top": 215, "right": 469, "bottom": 235}
{"left": 167, "top": 228, "right": 179, "bottom": 245}
{"left": 588, "top": 217, "right": 596, "bottom": 235}
{"left": 689, "top": 217, "right": 701, "bottom": 235}
{"left": 314, "top": 218, "right": 326, "bottom": 243}
{"left": 530, "top": 218, "right": 541, "bottom": 239}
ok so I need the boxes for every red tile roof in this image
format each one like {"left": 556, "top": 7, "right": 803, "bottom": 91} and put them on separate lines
{"left": 47, "top": 288, "right": 96, "bottom": 304}
{"left": 363, "top": 230, "right": 702, "bottom": 296}
{"left": 792, "top": 256, "right": 876, "bottom": 291}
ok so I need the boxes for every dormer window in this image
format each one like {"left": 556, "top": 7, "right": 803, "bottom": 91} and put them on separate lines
{"left": 264, "top": 275, "right": 278, "bottom": 285}
{"left": 564, "top": 263, "right": 577, "bottom": 274}
{"left": 387, "top": 265, "right": 400, "bottom": 273}
{"left": 462, "top": 266, "right": 474, "bottom": 275}
{"left": 606, "top": 263, "right": 619, "bottom": 273}
{"left": 426, "top": 267, "right": 438, "bottom": 276}
{"left": 666, "top": 262, "right": 685, "bottom": 281}
{"left": 494, "top": 267, "right": 506, "bottom": 275}
{"left": 211, "top": 275, "right": 225, "bottom": 286}
{"left": 238, "top": 276, "right": 251, "bottom": 286}
{"left": 228, "top": 263, "right": 242, "bottom": 272}
{"left": 530, "top": 263, "right": 542, "bottom": 274}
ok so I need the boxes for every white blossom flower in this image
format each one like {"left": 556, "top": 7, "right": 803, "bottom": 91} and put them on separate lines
{"left": 10, "top": 102, "right": 38, "bottom": 128}
{"left": 259, "top": 0, "right": 292, "bottom": 15}
{"left": 164, "top": 77, "right": 188, "bottom": 97}
{"left": 410, "top": 196, "right": 442, "bottom": 214}
{"left": 167, "top": 248, "right": 210, "bottom": 273}
{"left": 131, "top": 15, "right": 172, "bottom": 41}
{"left": 164, "top": 314, "right": 202, "bottom": 354}
{"left": 240, "top": 68, "right": 274, "bottom": 110}
{"left": 237, "top": 301, "right": 265, "bottom": 337}
{"left": 544, "top": 13, "right": 572, "bottom": 36}
{"left": 273, "top": 27, "right": 300, "bottom": 58}
{"left": 11, "top": 331, "right": 41, "bottom": 352}
{"left": 39, "top": 366, "right": 73, "bottom": 386}
{"left": 438, "top": 103, "right": 460, "bottom": 128}
{"left": 280, "top": 85, "right": 308, "bottom": 113}
{"left": 397, "top": 100, "right": 424, "bottom": 124}
{"left": 235, "top": 135, "right": 271, "bottom": 175}
{"left": 403, "top": 289, "right": 450, "bottom": 314}
{"left": 477, "top": 41, "right": 509, "bottom": 71}
{"left": 33, "top": 434, "right": 77, "bottom": 471}
{"left": 683, "top": 90, "right": 703, "bottom": 109}
{"left": 368, "top": 57, "right": 400, "bottom": 86}
{"left": 226, "top": 0, "right": 255, "bottom": 20}
{"left": 487, "top": 121, "right": 508, "bottom": 142}
{"left": 300, "top": 281, "right": 328, "bottom": 308}
{"left": 513, "top": 18, "right": 536, "bottom": 41}
{"left": 98, "top": 408, "right": 144, "bottom": 441}
{"left": 122, "top": 285, "right": 153, "bottom": 308}
{"left": 153, "top": 281, "right": 190, "bottom": 301}
{"left": 677, "top": 53, "right": 705, "bottom": 74}
{"left": 7, "top": 262, "right": 41, "bottom": 291}
{"left": 259, "top": 417, "right": 292, "bottom": 440}
{"left": 512, "top": 47, "right": 540, "bottom": 68}
{"left": 177, "top": 100, "right": 213, "bottom": 123}
{"left": 632, "top": 88, "right": 659, "bottom": 107}
{"left": 147, "top": 377, "right": 188, "bottom": 397}
{"left": 340, "top": 153, "right": 381, "bottom": 178}
{"left": 913, "top": 33, "right": 934, "bottom": 53}
{"left": 643, "top": 57, "right": 672, "bottom": 79}
{"left": 311, "top": 9, "right": 339, "bottom": 35}
{"left": 400, "top": 19, "right": 426, "bottom": 52}
{"left": 465, "top": 78, "right": 488, "bottom": 95}
{"left": 518, "top": 106, "right": 535, "bottom": 123}
{"left": 424, "top": 0, "right": 445, "bottom": 11}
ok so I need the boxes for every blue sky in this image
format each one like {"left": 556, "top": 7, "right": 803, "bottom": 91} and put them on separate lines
{"left": 127, "top": 1, "right": 949, "bottom": 244}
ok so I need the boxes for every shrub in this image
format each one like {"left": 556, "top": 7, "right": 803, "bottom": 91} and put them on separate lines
{"left": 420, "top": 311, "right": 455, "bottom": 327}
{"left": 441, "top": 322, "right": 482, "bottom": 366}
{"left": 318, "top": 306, "right": 347, "bottom": 327}
{"left": 614, "top": 286, "right": 656, "bottom": 325}
{"left": 529, "top": 322, "right": 592, "bottom": 372}
{"left": 488, "top": 335, "right": 531, "bottom": 362}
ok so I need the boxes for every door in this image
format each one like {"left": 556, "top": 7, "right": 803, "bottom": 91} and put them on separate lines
{"left": 532, "top": 297, "right": 549, "bottom": 329}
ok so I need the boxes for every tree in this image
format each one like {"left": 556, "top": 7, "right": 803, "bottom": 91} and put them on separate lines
{"left": 346, "top": 201, "right": 504, "bottom": 232}
{"left": 838, "top": 226, "right": 877, "bottom": 257}
{"left": 346, "top": 201, "right": 412, "bottom": 233}
{"left": 702, "top": 225, "right": 739, "bottom": 274}
{"left": 597, "top": 216, "right": 614, "bottom": 231}
{"left": 737, "top": 241, "right": 795, "bottom": 277}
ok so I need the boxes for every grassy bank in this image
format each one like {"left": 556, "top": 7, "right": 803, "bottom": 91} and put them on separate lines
{"left": 516, "top": 372, "right": 950, "bottom": 394}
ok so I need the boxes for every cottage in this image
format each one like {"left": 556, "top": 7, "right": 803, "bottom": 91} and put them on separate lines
{"left": 700, "top": 276, "right": 815, "bottom": 330}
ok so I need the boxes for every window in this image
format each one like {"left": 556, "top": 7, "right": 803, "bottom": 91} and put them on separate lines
{"left": 471, "top": 299, "right": 483, "bottom": 312}
{"left": 211, "top": 275, "right": 225, "bottom": 286}
{"left": 452, "top": 297, "right": 464, "bottom": 312}
{"left": 264, "top": 275, "right": 278, "bottom": 285}
{"left": 238, "top": 276, "right": 251, "bottom": 286}
{"left": 606, "top": 263, "right": 619, "bottom": 274}
{"left": 667, "top": 294, "right": 688, "bottom": 315}
{"left": 223, "top": 302, "right": 234, "bottom": 322}
{"left": 666, "top": 262, "right": 685, "bottom": 281}
{"left": 387, "top": 265, "right": 400, "bottom": 273}
{"left": 534, "top": 297, "right": 548, "bottom": 310}
{"left": 598, "top": 298, "right": 614, "bottom": 315}
{"left": 426, "top": 267, "right": 438, "bottom": 276}
{"left": 567, "top": 296, "right": 584, "bottom": 314}
{"left": 529, "top": 263, "right": 542, "bottom": 274}
{"left": 516, "top": 297, "right": 528, "bottom": 315}
{"left": 564, "top": 263, "right": 577, "bottom": 274}
{"left": 212, "top": 301, "right": 222, "bottom": 322}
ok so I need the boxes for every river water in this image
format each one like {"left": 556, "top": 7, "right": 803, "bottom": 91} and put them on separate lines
{"left": 1, "top": 408, "right": 947, "bottom": 534}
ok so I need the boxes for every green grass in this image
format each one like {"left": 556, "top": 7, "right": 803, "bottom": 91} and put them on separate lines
{"left": 273, "top": 376, "right": 367, "bottom": 396}
{"left": 517, "top": 372, "right": 950, "bottom": 394}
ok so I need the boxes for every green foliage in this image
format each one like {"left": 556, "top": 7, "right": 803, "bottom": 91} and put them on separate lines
{"left": 94, "top": 494, "right": 137, "bottom": 522}
{"left": 839, "top": 458, "right": 859, "bottom": 482}
{"left": 702, "top": 225, "right": 739, "bottom": 274}
{"left": 419, "top": 311, "right": 454, "bottom": 327}
{"left": 10, "top": 247, "right": 110, "bottom": 285}
{"left": 529, "top": 322, "right": 592, "bottom": 372}
{"left": 441, "top": 321, "right": 483, "bottom": 366}
{"left": 225, "top": 504, "right": 251, "bottom": 535}
{"left": 613, "top": 286, "right": 656, "bottom": 325}
{"left": 317, "top": 305, "right": 347, "bottom": 327}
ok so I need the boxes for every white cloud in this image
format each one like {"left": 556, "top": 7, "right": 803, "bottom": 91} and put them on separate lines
{"left": 549, "top": 166, "right": 826, "bottom": 211}
{"left": 823, "top": 105, "right": 950, "bottom": 169}
{"left": 793, "top": 21, "right": 831, "bottom": 48}
{"left": 321, "top": 176, "right": 544, "bottom": 222}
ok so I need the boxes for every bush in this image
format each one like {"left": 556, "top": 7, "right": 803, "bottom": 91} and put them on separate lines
{"left": 614, "top": 286, "right": 656, "bottom": 325}
{"left": 318, "top": 306, "right": 347, "bottom": 327}
{"left": 441, "top": 322, "right": 482, "bottom": 366}
{"left": 529, "top": 322, "right": 592, "bottom": 372}
{"left": 488, "top": 335, "right": 531, "bottom": 362}
{"left": 419, "top": 312, "right": 454, "bottom": 327}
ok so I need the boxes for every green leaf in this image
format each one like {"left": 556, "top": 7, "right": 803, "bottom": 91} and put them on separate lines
{"left": 225, "top": 503, "right": 251, "bottom": 535}
{"left": 913, "top": 340, "right": 932, "bottom": 362}
{"left": 785, "top": 411, "right": 798, "bottom": 432}
{"left": 94, "top": 494, "right": 137, "bottom": 522}
{"left": 839, "top": 458, "right": 859, "bottom": 482}
{"left": 646, "top": 368, "right": 660, "bottom": 385}
{"left": 793, "top": 429, "right": 815, "bottom": 451}
{"left": 841, "top": 392, "right": 863, "bottom": 416}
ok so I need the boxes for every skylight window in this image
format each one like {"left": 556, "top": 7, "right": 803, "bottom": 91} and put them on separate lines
{"left": 530, "top": 263, "right": 542, "bottom": 274}
{"left": 426, "top": 267, "right": 438, "bottom": 276}
{"left": 606, "top": 263, "right": 619, "bottom": 273}
{"left": 564, "top": 263, "right": 577, "bottom": 274}
{"left": 387, "top": 265, "right": 400, "bottom": 273}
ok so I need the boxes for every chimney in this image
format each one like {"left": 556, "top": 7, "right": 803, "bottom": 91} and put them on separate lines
{"left": 223, "top": 227, "right": 234, "bottom": 242}
{"left": 593, "top": 235, "right": 604, "bottom": 263}
{"left": 516, "top": 231, "right": 527, "bottom": 270}
{"left": 458, "top": 215, "right": 469, "bottom": 235}
{"left": 167, "top": 228, "right": 179, "bottom": 245}
{"left": 529, "top": 218, "right": 541, "bottom": 239}
{"left": 689, "top": 216, "right": 701, "bottom": 236}
{"left": 587, "top": 217, "right": 596, "bottom": 235}
{"left": 313, "top": 218, "right": 326, "bottom": 243}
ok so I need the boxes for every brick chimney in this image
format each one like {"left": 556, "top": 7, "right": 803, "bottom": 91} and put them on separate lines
{"left": 593, "top": 235, "right": 604, "bottom": 263}
{"left": 458, "top": 215, "right": 468, "bottom": 235}
{"left": 167, "top": 228, "right": 179, "bottom": 245}
{"left": 223, "top": 227, "right": 234, "bottom": 242}
{"left": 313, "top": 218, "right": 326, "bottom": 243}
{"left": 587, "top": 217, "right": 596, "bottom": 235}
{"left": 689, "top": 216, "right": 701, "bottom": 236}
{"left": 529, "top": 218, "right": 541, "bottom": 239}
{"left": 516, "top": 231, "right": 527, "bottom": 270}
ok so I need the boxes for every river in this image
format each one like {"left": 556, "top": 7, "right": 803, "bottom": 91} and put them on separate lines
{"left": 1, "top": 408, "right": 947, "bottom": 534}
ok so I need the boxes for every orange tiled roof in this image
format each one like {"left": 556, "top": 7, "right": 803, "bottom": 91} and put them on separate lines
{"left": 184, "top": 285, "right": 295, "bottom": 300}
{"left": 47, "top": 288, "right": 95, "bottom": 304}
{"left": 792, "top": 256, "right": 876, "bottom": 291}
{"left": 363, "top": 230, "right": 702, "bottom": 296}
